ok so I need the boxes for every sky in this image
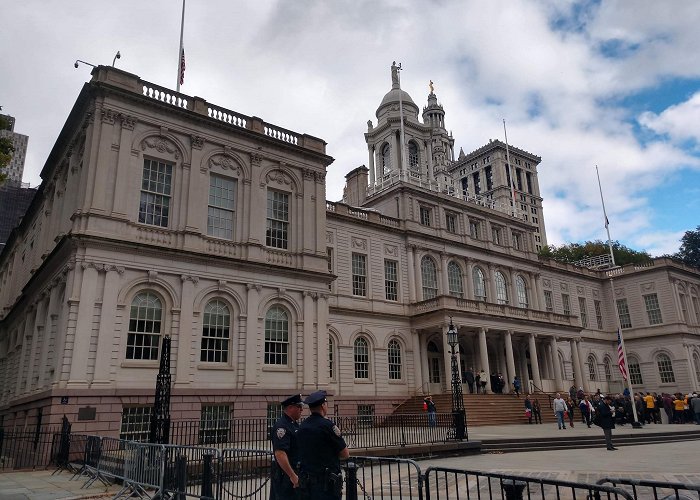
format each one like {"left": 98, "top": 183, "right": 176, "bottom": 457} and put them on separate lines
{"left": 1, "top": 0, "right": 699, "bottom": 256}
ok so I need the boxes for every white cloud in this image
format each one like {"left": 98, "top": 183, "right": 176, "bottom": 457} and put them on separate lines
{"left": 638, "top": 92, "right": 700, "bottom": 146}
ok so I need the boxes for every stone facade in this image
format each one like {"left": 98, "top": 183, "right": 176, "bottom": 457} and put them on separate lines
{"left": 0, "top": 65, "right": 698, "bottom": 435}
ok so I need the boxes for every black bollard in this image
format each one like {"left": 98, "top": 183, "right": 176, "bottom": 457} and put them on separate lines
{"left": 501, "top": 479, "right": 526, "bottom": 500}
{"left": 174, "top": 454, "right": 187, "bottom": 500}
{"left": 343, "top": 462, "right": 359, "bottom": 500}
{"left": 201, "top": 453, "right": 213, "bottom": 499}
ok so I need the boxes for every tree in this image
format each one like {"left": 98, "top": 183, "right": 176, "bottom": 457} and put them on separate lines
{"left": 538, "top": 240, "right": 652, "bottom": 266}
{"left": 0, "top": 114, "right": 13, "bottom": 185}
{"left": 675, "top": 226, "right": 700, "bottom": 269}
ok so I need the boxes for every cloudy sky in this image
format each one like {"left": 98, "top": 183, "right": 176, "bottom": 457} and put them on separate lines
{"left": 2, "top": 0, "right": 699, "bottom": 256}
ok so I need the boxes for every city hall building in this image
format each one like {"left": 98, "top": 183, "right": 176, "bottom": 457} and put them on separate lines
{"left": 0, "top": 65, "right": 699, "bottom": 435}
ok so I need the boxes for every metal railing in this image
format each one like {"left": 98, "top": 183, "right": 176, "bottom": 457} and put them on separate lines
{"left": 597, "top": 477, "right": 700, "bottom": 500}
{"left": 0, "top": 426, "right": 63, "bottom": 470}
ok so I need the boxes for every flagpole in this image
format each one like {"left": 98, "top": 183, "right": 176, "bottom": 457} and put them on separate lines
{"left": 176, "top": 0, "right": 186, "bottom": 92}
{"left": 396, "top": 62, "right": 408, "bottom": 181}
{"left": 503, "top": 120, "right": 518, "bottom": 218}
{"left": 597, "top": 166, "right": 641, "bottom": 428}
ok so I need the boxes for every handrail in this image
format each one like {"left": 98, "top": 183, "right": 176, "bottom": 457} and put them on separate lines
{"left": 528, "top": 382, "right": 554, "bottom": 409}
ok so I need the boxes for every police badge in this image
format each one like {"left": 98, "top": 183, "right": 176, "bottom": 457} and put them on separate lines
{"left": 276, "top": 428, "right": 286, "bottom": 439}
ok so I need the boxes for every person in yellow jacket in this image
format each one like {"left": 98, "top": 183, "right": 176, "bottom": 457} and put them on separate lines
{"left": 672, "top": 394, "right": 686, "bottom": 424}
{"left": 643, "top": 392, "right": 656, "bottom": 424}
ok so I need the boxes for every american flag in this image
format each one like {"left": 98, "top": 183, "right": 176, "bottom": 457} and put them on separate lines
{"left": 617, "top": 329, "right": 627, "bottom": 380}
{"left": 179, "top": 48, "right": 186, "bottom": 86}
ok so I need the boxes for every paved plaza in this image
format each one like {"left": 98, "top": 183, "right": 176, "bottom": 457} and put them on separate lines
{"left": 0, "top": 423, "right": 698, "bottom": 499}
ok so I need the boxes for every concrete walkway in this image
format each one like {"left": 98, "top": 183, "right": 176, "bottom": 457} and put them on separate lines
{"left": 1, "top": 423, "right": 698, "bottom": 499}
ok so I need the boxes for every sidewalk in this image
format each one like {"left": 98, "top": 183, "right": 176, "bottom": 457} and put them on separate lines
{"left": 1, "top": 423, "right": 698, "bottom": 499}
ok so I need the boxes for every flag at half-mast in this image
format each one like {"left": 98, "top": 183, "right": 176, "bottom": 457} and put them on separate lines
{"left": 179, "top": 47, "right": 186, "bottom": 86}
{"left": 617, "top": 329, "right": 627, "bottom": 380}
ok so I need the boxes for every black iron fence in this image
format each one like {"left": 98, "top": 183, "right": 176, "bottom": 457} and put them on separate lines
{"left": 597, "top": 477, "right": 700, "bottom": 500}
{"left": 0, "top": 425, "right": 63, "bottom": 470}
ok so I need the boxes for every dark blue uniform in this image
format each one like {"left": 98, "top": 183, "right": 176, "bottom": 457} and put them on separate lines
{"left": 298, "top": 413, "right": 347, "bottom": 500}
{"left": 270, "top": 412, "right": 300, "bottom": 499}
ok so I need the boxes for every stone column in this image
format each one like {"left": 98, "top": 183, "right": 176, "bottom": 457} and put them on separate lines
{"left": 393, "top": 132, "right": 401, "bottom": 174}
{"left": 684, "top": 344, "right": 699, "bottom": 391}
{"left": 530, "top": 273, "right": 541, "bottom": 310}
{"left": 486, "top": 265, "right": 497, "bottom": 303}
{"left": 478, "top": 328, "right": 491, "bottom": 393}
{"left": 570, "top": 338, "right": 583, "bottom": 390}
{"left": 243, "top": 284, "right": 261, "bottom": 388}
{"left": 414, "top": 248, "right": 423, "bottom": 301}
{"left": 26, "top": 299, "right": 47, "bottom": 392}
{"left": 427, "top": 141, "right": 434, "bottom": 181}
{"left": 16, "top": 309, "right": 35, "bottom": 395}
{"left": 173, "top": 275, "right": 197, "bottom": 387}
{"left": 577, "top": 340, "right": 590, "bottom": 392}
{"left": 504, "top": 330, "right": 516, "bottom": 391}
{"left": 440, "top": 253, "right": 449, "bottom": 296}
{"left": 184, "top": 136, "right": 205, "bottom": 231}
{"left": 368, "top": 145, "right": 375, "bottom": 186}
{"left": 407, "top": 246, "right": 416, "bottom": 302}
{"left": 465, "top": 258, "right": 474, "bottom": 300}
{"left": 550, "top": 337, "right": 563, "bottom": 391}
{"left": 67, "top": 263, "right": 99, "bottom": 388}
{"left": 528, "top": 333, "right": 542, "bottom": 390}
{"left": 317, "top": 294, "right": 330, "bottom": 386}
{"left": 37, "top": 284, "right": 61, "bottom": 387}
{"left": 112, "top": 115, "right": 137, "bottom": 216}
{"left": 92, "top": 265, "right": 125, "bottom": 386}
{"left": 411, "top": 329, "right": 424, "bottom": 394}
{"left": 303, "top": 291, "right": 316, "bottom": 390}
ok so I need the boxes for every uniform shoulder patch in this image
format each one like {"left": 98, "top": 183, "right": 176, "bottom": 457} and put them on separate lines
{"left": 332, "top": 425, "right": 341, "bottom": 437}
{"left": 276, "top": 428, "right": 286, "bottom": 439}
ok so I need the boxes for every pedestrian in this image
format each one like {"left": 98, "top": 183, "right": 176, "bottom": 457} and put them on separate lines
{"left": 424, "top": 395, "right": 437, "bottom": 427}
{"left": 270, "top": 393, "right": 304, "bottom": 499}
{"left": 579, "top": 395, "right": 593, "bottom": 428}
{"left": 524, "top": 395, "right": 533, "bottom": 424}
{"left": 566, "top": 397, "right": 576, "bottom": 428}
{"left": 513, "top": 376, "right": 521, "bottom": 397}
{"left": 673, "top": 393, "right": 686, "bottom": 424}
{"left": 532, "top": 399, "right": 543, "bottom": 424}
{"left": 596, "top": 394, "right": 617, "bottom": 450}
{"left": 297, "top": 390, "right": 349, "bottom": 500}
{"left": 691, "top": 393, "right": 700, "bottom": 425}
{"left": 464, "top": 367, "right": 475, "bottom": 394}
{"left": 553, "top": 393, "right": 567, "bottom": 430}
{"left": 479, "top": 369, "right": 487, "bottom": 394}
{"left": 643, "top": 392, "right": 656, "bottom": 424}
{"left": 475, "top": 370, "right": 481, "bottom": 394}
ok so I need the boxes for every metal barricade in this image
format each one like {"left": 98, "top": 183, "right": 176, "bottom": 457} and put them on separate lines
{"left": 347, "top": 456, "right": 424, "bottom": 499}
{"left": 113, "top": 441, "right": 167, "bottom": 499}
{"left": 217, "top": 448, "right": 273, "bottom": 500}
{"left": 597, "top": 477, "right": 700, "bottom": 500}
{"left": 160, "top": 444, "right": 219, "bottom": 499}
{"left": 423, "top": 467, "right": 636, "bottom": 500}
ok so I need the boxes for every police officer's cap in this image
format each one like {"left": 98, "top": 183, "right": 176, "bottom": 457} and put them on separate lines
{"left": 281, "top": 394, "right": 303, "bottom": 407}
{"left": 304, "top": 390, "right": 327, "bottom": 407}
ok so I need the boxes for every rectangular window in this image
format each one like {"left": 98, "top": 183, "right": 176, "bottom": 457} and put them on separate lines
{"left": 594, "top": 300, "right": 603, "bottom": 329}
{"left": 526, "top": 172, "right": 533, "bottom": 194}
{"left": 512, "top": 232, "right": 522, "bottom": 250}
{"left": 544, "top": 290, "right": 553, "bottom": 312}
{"left": 629, "top": 360, "right": 643, "bottom": 385}
{"left": 578, "top": 297, "right": 588, "bottom": 328}
{"left": 384, "top": 259, "right": 398, "bottom": 301}
{"left": 199, "top": 405, "right": 231, "bottom": 444}
{"left": 516, "top": 168, "right": 523, "bottom": 191}
{"left": 644, "top": 293, "right": 663, "bottom": 325}
{"left": 562, "top": 294, "right": 571, "bottom": 315}
{"left": 139, "top": 159, "right": 172, "bottom": 227}
{"left": 266, "top": 190, "right": 289, "bottom": 249}
{"left": 445, "top": 213, "right": 456, "bottom": 233}
{"left": 352, "top": 253, "right": 367, "bottom": 296}
{"left": 120, "top": 406, "right": 152, "bottom": 442}
{"left": 429, "top": 357, "right": 440, "bottom": 383}
{"left": 469, "top": 220, "right": 480, "bottom": 239}
{"left": 208, "top": 175, "right": 236, "bottom": 239}
{"left": 492, "top": 226, "right": 501, "bottom": 245}
{"left": 616, "top": 298, "right": 632, "bottom": 329}
{"left": 461, "top": 177, "right": 468, "bottom": 196}
{"left": 485, "top": 166, "right": 493, "bottom": 190}
{"left": 679, "top": 294, "right": 688, "bottom": 322}
{"left": 473, "top": 172, "right": 481, "bottom": 194}
{"left": 692, "top": 296, "right": 700, "bottom": 323}
{"left": 420, "top": 206, "right": 432, "bottom": 226}
{"left": 357, "top": 404, "right": 375, "bottom": 427}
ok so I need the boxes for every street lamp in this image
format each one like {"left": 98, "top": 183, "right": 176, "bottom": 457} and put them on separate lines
{"left": 446, "top": 318, "right": 466, "bottom": 440}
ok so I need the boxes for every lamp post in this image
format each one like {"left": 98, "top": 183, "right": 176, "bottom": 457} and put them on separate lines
{"left": 447, "top": 318, "right": 466, "bottom": 440}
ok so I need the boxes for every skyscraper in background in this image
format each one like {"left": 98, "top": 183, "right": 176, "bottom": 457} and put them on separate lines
{"left": 1, "top": 113, "right": 29, "bottom": 185}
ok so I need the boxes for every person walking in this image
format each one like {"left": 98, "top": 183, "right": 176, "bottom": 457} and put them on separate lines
{"left": 579, "top": 395, "right": 593, "bottom": 428}
{"left": 566, "top": 397, "right": 576, "bottom": 428}
{"left": 298, "top": 390, "right": 349, "bottom": 499}
{"left": 597, "top": 394, "right": 617, "bottom": 450}
{"left": 424, "top": 395, "right": 437, "bottom": 427}
{"left": 464, "top": 367, "right": 475, "bottom": 394}
{"left": 269, "top": 393, "right": 304, "bottom": 499}
{"left": 479, "top": 369, "right": 487, "bottom": 394}
{"left": 553, "top": 393, "right": 567, "bottom": 430}
{"left": 691, "top": 392, "right": 700, "bottom": 425}
{"left": 513, "top": 376, "right": 521, "bottom": 397}
{"left": 532, "top": 399, "right": 543, "bottom": 424}
{"left": 475, "top": 370, "right": 481, "bottom": 394}
{"left": 524, "top": 395, "right": 533, "bottom": 424}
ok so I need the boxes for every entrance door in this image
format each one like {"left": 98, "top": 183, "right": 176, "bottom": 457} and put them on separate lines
{"left": 427, "top": 341, "right": 442, "bottom": 394}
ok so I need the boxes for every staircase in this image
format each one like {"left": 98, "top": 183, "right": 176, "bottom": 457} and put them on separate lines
{"left": 395, "top": 393, "right": 558, "bottom": 426}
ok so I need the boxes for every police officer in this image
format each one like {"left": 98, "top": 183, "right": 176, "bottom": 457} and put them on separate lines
{"left": 270, "top": 393, "right": 304, "bottom": 499}
{"left": 297, "top": 390, "right": 349, "bottom": 500}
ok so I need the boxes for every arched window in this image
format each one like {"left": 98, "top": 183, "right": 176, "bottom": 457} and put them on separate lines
{"left": 381, "top": 143, "right": 391, "bottom": 175}
{"left": 603, "top": 357, "right": 612, "bottom": 381}
{"left": 587, "top": 354, "right": 597, "bottom": 381}
{"left": 201, "top": 299, "right": 230, "bottom": 363}
{"left": 388, "top": 339, "right": 402, "bottom": 380}
{"left": 473, "top": 267, "right": 486, "bottom": 301}
{"left": 408, "top": 141, "right": 419, "bottom": 171}
{"left": 657, "top": 353, "right": 675, "bottom": 383}
{"left": 421, "top": 256, "right": 438, "bottom": 300}
{"left": 328, "top": 336, "right": 335, "bottom": 380}
{"left": 495, "top": 271, "right": 508, "bottom": 305}
{"left": 628, "top": 356, "right": 643, "bottom": 385}
{"left": 515, "top": 276, "right": 528, "bottom": 308}
{"left": 264, "top": 306, "right": 289, "bottom": 365}
{"left": 354, "top": 336, "right": 370, "bottom": 379}
{"left": 447, "top": 261, "right": 463, "bottom": 298}
{"left": 127, "top": 291, "right": 162, "bottom": 360}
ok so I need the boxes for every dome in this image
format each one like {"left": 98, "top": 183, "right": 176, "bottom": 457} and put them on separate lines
{"left": 376, "top": 88, "right": 419, "bottom": 119}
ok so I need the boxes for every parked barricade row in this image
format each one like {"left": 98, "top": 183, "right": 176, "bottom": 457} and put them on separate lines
{"left": 347, "top": 456, "right": 424, "bottom": 499}
{"left": 597, "top": 477, "right": 700, "bottom": 500}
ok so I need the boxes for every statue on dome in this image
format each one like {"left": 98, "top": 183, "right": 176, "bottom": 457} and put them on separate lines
{"left": 429, "top": 80, "right": 434, "bottom": 93}
{"left": 391, "top": 61, "right": 401, "bottom": 87}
